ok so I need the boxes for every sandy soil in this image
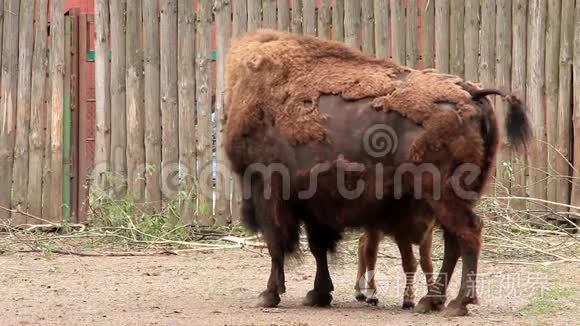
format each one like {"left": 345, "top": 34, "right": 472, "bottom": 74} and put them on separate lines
{"left": 1, "top": 241, "right": 578, "bottom": 326}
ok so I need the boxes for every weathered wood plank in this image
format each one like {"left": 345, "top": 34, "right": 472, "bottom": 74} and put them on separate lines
{"left": 62, "top": 16, "right": 72, "bottom": 221}
{"left": 361, "top": 0, "right": 374, "bottom": 55}
{"left": 390, "top": 0, "right": 405, "bottom": 64}
{"left": 545, "top": 0, "right": 562, "bottom": 209}
{"left": 420, "top": 0, "right": 434, "bottom": 68}
{"left": 0, "top": 0, "right": 3, "bottom": 76}
{"left": 526, "top": 0, "right": 547, "bottom": 203}
{"left": 76, "top": 14, "right": 90, "bottom": 222}
{"left": 94, "top": 0, "right": 110, "bottom": 196}
{"left": 511, "top": 0, "right": 528, "bottom": 202}
{"left": 373, "top": 0, "right": 388, "bottom": 58}
{"left": 248, "top": 0, "right": 262, "bottom": 33}
{"left": 571, "top": 1, "right": 580, "bottom": 211}
{"left": 435, "top": 0, "right": 449, "bottom": 73}
{"left": 278, "top": 0, "right": 290, "bottom": 31}
{"left": 449, "top": 0, "right": 464, "bottom": 76}
{"left": 215, "top": 0, "right": 233, "bottom": 225}
{"left": 0, "top": 0, "right": 20, "bottom": 222}
{"left": 109, "top": 0, "right": 127, "bottom": 196}
{"left": 344, "top": 0, "right": 361, "bottom": 50}
{"left": 405, "top": 0, "right": 418, "bottom": 67}
{"left": 303, "top": 0, "right": 316, "bottom": 36}
{"left": 263, "top": 0, "right": 277, "bottom": 29}
{"left": 332, "top": 0, "right": 344, "bottom": 41}
{"left": 555, "top": 0, "right": 575, "bottom": 211}
{"left": 126, "top": 0, "right": 145, "bottom": 203}
{"left": 143, "top": 0, "right": 162, "bottom": 211}
{"left": 12, "top": 1, "right": 34, "bottom": 224}
{"left": 233, "top": 0, "right": 248, "bottom": 35}
{"left": 196, "top": 0, "right": 213, "bottom": 223}
{"left": 495, "top": 0, "right": 512, "bottom": 195}
{"left": 318, "top": 0, "right": 331, "bottom": 39}
{"left": 28, "top": 0, "right": 49, "bottom": 218}
{"left": 48, "top": 0, "right": 65, "bottom": 221}
{"left": 464, "top": 0, "right": 479, "bottom": 81}
{"left": 479, "top": 0, "right": 495, "bottom": 87}
{"left": 177, "top": 0, "right": 196, "bottom": 223}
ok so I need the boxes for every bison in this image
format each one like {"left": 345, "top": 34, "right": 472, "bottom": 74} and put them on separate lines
{"left": 223, "top": 29, "right": 531, "bottom": 317}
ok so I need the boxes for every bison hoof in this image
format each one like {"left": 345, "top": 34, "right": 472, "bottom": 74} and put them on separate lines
{"left": 402, "top": 301, "right": 415, "bottom": 310}
{"left": 303, "top": 290, "right": 333, "bottom": 307}
{"left": 257, "top": 290, "right": 281, "bottom": 308}
{"left": 366, "top": 297, "right": 379, "bottom": 306}
{"left": 354, "top": 291, "right": 366, "bottom": 302}
{"left": 442, "top": 299, "right": 469, "bottom": 317}
{"left": 414, "top": 295, "right": 446, "bottom": 314}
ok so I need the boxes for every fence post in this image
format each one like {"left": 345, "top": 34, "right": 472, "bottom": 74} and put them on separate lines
{"left": 344, "top": 0, "right": 361, "bottom": 50}
{"left": 390, "top": 0, "right": 405, "bottom": 64}
{"left": 196, "top": 0, "right": 213, "bottom": 224}
{"left": 28, "top": 0, "right": 49, "bottom": 219}
{"left": 76, "top": 14, "right": 90, "bottom": 222}
{"left": 263, "top": 0, "right": 277, "bottom": 29}
{"left": 373, "top": 0, "right": 388, "bottom": 58}
{"left": 545, "top": 0, "right": 562, "bottom": 212}
{"left": 571, "top": 1, "right": 580, "bottom": 213}
{"left": 109, "top": 0, "right": 127, "bottom": 197}
{"left": 248, "top": 0, "right": 262, "bottom": 33}
{"left": 555, "top": 0, "right": 575, "bottom": 212}
{"left": 303, "top": 0, "right": 316, "bottom": 36}
{"left": 234, "top": 0, "right": 248, "bottom": 35}
{"left": 405, "top": 0, "right": 418, "bottom": 68}
{"left": 48, "top": 0, "right": 65, "bottom": 222}
{"left": 464, "top": 0, "right": 479, "bottom": 82}
{"left": 12, "top": 2, "right": 34, "bottom": 224}
{"left": 361, "top": 0, "right": 374, "bottom": 55}
{"left": 63, "top": 15, "right": 73, "bottom": 222}
{"left": 449, "top": 0, "right": 464, "bottom": 77}
{"left": 421, "top": 0, "right": 434, "bottom": 68}
{"left": 332, "top": 0, "right": 344, "bottom": 41}
{"left": 126, "top": 0, "right": 146, "bottom": 203}
{"left": 291, "top": 0, "right": 303, "bottom": 34}
{"left": 177, "top": 0, "right": 196, "bottom": 224}
{"left": 318, "top": 0, "right": 331, "bottom": 39}
{"left": 435, "top": 0, "right": 450, "bottom": 73}
{"left": 143, "top": 0, "right": 162, "bottom": 212}
{"left": 526, "top": 0, "right": 547, "bottom": 204}
{"left": 0, "top": 0, "right": 19, "bottom": 222}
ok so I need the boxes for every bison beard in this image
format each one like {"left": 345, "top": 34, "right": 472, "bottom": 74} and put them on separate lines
{"left": 224, "top": 30, "right": 532, "bottom": 317}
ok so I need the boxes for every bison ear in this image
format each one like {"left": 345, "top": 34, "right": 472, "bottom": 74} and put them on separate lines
{"left": 246, "top": 55, "right": 266, "bottom": 71}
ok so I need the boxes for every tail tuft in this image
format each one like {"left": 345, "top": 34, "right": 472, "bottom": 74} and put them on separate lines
{"left": 505, "top": 95, "right": 533, "bottom": 154}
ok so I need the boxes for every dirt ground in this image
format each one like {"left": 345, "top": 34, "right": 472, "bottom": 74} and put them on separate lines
{"left": 1, "top": 238, "right": 578, "bottom": 326}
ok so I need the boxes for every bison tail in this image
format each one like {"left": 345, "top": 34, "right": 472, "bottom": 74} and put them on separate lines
{"left": 504, "top": 95, "right": 533, "bottom": 154}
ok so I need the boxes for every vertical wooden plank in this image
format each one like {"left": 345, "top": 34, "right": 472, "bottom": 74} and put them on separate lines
{"left": 177, "top": 0, "right": 196, "bottom": 223}
{"left": 12, "top": 1, "right": 34, "bottom": 224}
{"left": 160, "top": 0, "right": 179, "bottom": 205}
{"left": 0, "top": 0, "right": 19, "bottom": 222}
{"left": 464, "top": 0, "right": 479, "bottom": 81}
{"left": 555, "top": 0, "right": 575, "bottom": 210}
{"left": 69, "top": 10, "right": 79, "bottom": 222}
{"left": 545, "top": 0, "right": 561, "bottom": 210}
{"left": 196, "top": 0, "right": 213, "bottom": 223}
{"left": 28, "top": 0, "right": 49, "bottom": 218}
{"left": 278, "top": 0, "right": 290, "bottom": 31}
{"left": 94, "top": 0, "right": 110, "bottom": 194}
{"left": 63, "top": 16, "right": 72, "bottom": 221}
{"left": 344, "top": 0, "right": 361, "bottom": 50}
{"left": 479, "top": 0, "right": 495, "bottom": 87}
{"left": 263, "top": 0, "right": 277, "bottom": 29}
{"left": 390, "top": 0, "right": 405, "bottom": 64}
{"left": 405, "top": 0, "right": 418, "bottom": 67}
{"left": 421, "top": 0, "right": 434, "bottom": 68}
{"left": 511, "top": 0, "right": 527, "bottom": 201}
{"left": 303, "top": 0, "right": 316, "bottom": 36}
{"left": 495, "top": 0, "right": 512, "bottom": 195}
{"left": 234, "top": 0, "right": 248, "bottom": 35}
{"left": 291, "top": 0, "right": 303, "bottom": 34}
{"left": 248, "top": 0, "right": 262, "bottom": 33}
{"left": 143, "top": 0, "right": 162, "bottom": 211}
{"left": 332, "top": 0, "right": 344, "bottom": 41}
{"left": 571, "top": 1, "right": 580, "bottom": 211}
{"left": 76, "top": 14, "right": 90, "bottom": 222}
{"left": 126, "top": 0, "right": 145, "bottom": 203}
{"left": 0, "top": 0, "right": 3, "bottom": 74}
{"left": 449, "top": 0, "right": 464, "bottom": 76}
{"left": 435, "top": 0, "right": 450, "bottom": 73}
{"left": 318, "top": 0, "right": 331, "bottom": 39}
{"left": 109, "top": 0, "right": 127, "bottom": 196}
{"left": 526, "top": 0, "right": 547, "bottom": 203}
{"left": 361, "top": 0, "right": 374, "bottom": 55}
{"left": 48, "top": 0, "right": 65, "bottom": 221}
{"left": 373, "top": 0, "right": 388, "bottom": 58}
{"left": 215, "top": 0, "right": 232, "bottom": 225}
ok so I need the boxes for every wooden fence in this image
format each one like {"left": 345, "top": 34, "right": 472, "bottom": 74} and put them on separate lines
{"left": 1, "top": 0, "right": 580, "bottom": 226}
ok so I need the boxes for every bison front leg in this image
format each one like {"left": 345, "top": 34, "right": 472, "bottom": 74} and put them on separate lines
{"left": 303, "top": 224, "right": 337, "bottom": 307}
{"left": 258, "top": 242, "right": 286, "bottom": 307}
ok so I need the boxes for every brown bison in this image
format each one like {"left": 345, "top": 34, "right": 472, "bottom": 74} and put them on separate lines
{"left": 224, "top": 29, "right": 531, "bottom": 317}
